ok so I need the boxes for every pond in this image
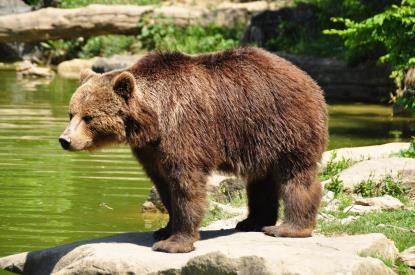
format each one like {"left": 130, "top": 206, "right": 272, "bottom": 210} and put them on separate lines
{"left": 0, "top": 72, "right": 413, "bottom": 257}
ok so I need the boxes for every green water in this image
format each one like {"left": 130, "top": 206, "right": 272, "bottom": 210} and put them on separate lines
{"left": 0, "top": 72, "right": 413, "bottom": 258}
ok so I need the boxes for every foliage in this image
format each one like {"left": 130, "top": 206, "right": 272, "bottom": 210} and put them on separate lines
{"left": 79, "top": 35, "right": 138, "bottom": 58}
{"left": 324, "top": 0, "right": 415, "bottom": 110}
{"left": 265, "top": 0, "right": 398, "bottom": 59}
{"left": 320, "top": 152, "right": 353, "bottom": 181}
{"left": 354, "top": 175, "right": 409, "bottom": 199}
{"left": 399, "top": 137, "right": 415, "bottom": 158}
{"left": 325, "top": 176, "right": 344, "bottom": 196}
{"left": 137, "top": 20, "right": 242, "bottom": 54}
{"left": 60, "top": 0, "right": 160, "bottom": 8}
{"left": 40, "top": 39, "right": 83, "bottom": 64}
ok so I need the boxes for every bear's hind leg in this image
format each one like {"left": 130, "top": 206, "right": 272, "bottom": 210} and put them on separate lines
{"left": 152, "top": 172, "right": 206, "bottom": 253}
{"left": 262, "top": 167, "right": 321, "bottom": 237}
{"left": 236, "top": 174, "right": 280, "bottom": 232}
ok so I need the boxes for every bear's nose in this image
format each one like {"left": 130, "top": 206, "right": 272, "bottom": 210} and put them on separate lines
{"left": 59, "top": 136, "right": 71, "bottom": 150}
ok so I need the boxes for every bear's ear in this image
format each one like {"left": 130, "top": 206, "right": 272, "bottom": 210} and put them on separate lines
{"left": 79, "top": 69, "right": 97, "bottom": 84}
{"left": 113, "top": 71, "right": 136, "bottom": 101}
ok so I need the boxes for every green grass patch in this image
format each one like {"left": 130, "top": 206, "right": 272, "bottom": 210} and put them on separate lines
{"left": 318, "top": 209, "right": 415, "bottom": 252}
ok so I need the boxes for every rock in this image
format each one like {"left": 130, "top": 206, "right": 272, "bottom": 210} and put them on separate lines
{"left": 16, "top": 61, "right": 54, "bottom": 78}
{"left": 399, "top": 246, "right": 415, "bottom": 268}
{"left": 141, "top": 201, "right": 158, "bottom": 213}
{"left": 334, "top": 157, "right": 415, "bottom": 194}
{"left": 0, "top": 232, "right": 398, "bottom": 274}
{"left": 0, "top": 0, "right": 30, "bottom": 16}
{"left": 324, "top": 198, "right": 341, "bottom": 212}
{"left": 210, "top": 177, "right": 246, "bottom": 204}
{"left": 92, "top": 54, "right": 143, "bottom": 73}
{"left": 142, "top": 173, "right": 244, "bottom": 213}
{"left": 144, "top": 186, "right": 167, "bottom": 213}
{"left": 340, "top": 216, "right": 359, "bottom": 224}
{"left": 57, "top": 58, "right": 96, "bottom": 79}
{"left": 354, "top": 195, "right": 404, "bottom": 210}
{"left": 343, "top": 195, "right": 404, "bottom": 214}
{"left": 321, "top": 143, "right": 410, "bottom": 170}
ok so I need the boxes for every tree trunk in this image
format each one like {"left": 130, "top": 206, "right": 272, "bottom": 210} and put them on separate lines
{"left": 0, "top": 4, "right": 249, "bottom": 43}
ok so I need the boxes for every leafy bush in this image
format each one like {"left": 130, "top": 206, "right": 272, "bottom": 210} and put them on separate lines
{"left": 354, "top": 176, "right": 377, "bottom": 197}
{"left": 320, "top": 152, "right": 353, "bottom": 181}
{"left": 354, "top": 175, "right": 409, "bottom": 198}
{"left": 60, "top": 0, "right": 160, "bottom": 8}
{"left": 79, "top": 35, "right": 137, "bottom": 58}
{"left": 324, "top": 0, "right": 415, "bottom": 110}
{"left": 325, "top": 176, "right": 344, "bottom": 196}
{"left": 399, "top": 137, "right": 415, "bottom": 158}
{"left": 137, "top": 20, "right": 242, "bottom": 53}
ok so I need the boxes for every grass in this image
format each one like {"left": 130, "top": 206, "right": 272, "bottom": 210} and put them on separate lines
{"left": 318, "top": 209, "right": 415, "bottom": 252}
{"left": 201, "top": 205, "right": 238, "bottom": 227}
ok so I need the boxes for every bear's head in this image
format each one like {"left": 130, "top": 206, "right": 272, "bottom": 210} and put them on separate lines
{"left": 59, "top": 69, "right": 158, "bottom": 151}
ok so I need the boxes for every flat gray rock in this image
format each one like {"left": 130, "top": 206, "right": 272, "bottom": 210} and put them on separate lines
{"left": 0, "top": 231, "right": 398, "bottom": 274}
{"left": 321, "top": 143, "right": 409, "bottom": 169}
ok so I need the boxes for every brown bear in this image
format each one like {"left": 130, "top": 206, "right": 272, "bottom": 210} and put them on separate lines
{"left": 59, "top": 47, "right": 328, "bottom": 253}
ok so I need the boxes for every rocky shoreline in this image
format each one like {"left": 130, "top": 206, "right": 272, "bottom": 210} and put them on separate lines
{"left": 1, "top": 142, "right": 414, "bottom": 274}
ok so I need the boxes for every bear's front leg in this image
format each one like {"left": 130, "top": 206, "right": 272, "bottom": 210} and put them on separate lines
{"left": 152, "top": 172, "right": 206, "bottom": 253}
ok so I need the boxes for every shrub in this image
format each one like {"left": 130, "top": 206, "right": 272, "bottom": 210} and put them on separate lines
{"left": 399, "top": 137, "right": 415, "bottom": 158}
{"left": 60, "top": 0, "right": 160, "bottom": 8}
{"left": 324, "top": 0, "right": 415, "bottom": 111}
{"left": 354, "top": 175, "right": 409, "bottom": 198}
{"left": 137, "top": 20, "right": 242, "bottom": 54}
{"left": 320, "top": 152, "right": 353, "bottom": 181}
{"left": 354, "top": 176, "right": 377, "bottom": 197}
{"left": 325, "top": 176, "right": 344, "bottom": 196}
{"left": 79, "top": 35, "right": 137, "bottom": 58}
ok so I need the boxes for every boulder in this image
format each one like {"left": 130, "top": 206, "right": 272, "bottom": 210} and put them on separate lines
{"left": 16, "top": 60, "right": 54, "bottom": 78}
{"left": 92, "top": 54, "right": 143, "bottom": 73}
{"left": 343, "top": 194, "right": 404, "bottom": 214}
{"left": 0, "top": 0, "right": 30, "bottom": 16}
{"left": 333, "top": 157, "right": 415, "bottom": 194}
{"left": 142, "top": 173, "right": 244, "bottom": 213}
{"left": 0, "top": 0, "right": 34, "bottom": 63}
{"left": 57, "top": 58, "right": 96, "bottom": 79}
{"left": 0, "top": 232, "right": 398, "bottom": 274}
{"left": 399, "top": 246, "right": 415, "bottom": 268}
{"left": 321, "top": 143, "right": 410, "bottom": 170}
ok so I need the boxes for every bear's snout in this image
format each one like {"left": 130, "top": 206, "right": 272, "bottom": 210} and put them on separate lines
{"left": 59, "top": 135, "right": 71, "bottom": 150}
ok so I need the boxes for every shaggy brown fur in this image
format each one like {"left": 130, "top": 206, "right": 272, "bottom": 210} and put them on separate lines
{"left": 60, "top": 47, "right": 328, "bottom": 253}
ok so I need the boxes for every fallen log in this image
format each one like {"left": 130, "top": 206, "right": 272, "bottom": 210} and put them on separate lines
{"left": 0, "top": 4, "right": 251, "bottom": 43}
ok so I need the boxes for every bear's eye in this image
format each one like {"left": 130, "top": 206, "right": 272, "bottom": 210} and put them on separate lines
{"left": 69, "top": 113, "right": 73, "bottom": 120}
{"left": 82, "top": 115, "right": 93, "bottom": 124}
